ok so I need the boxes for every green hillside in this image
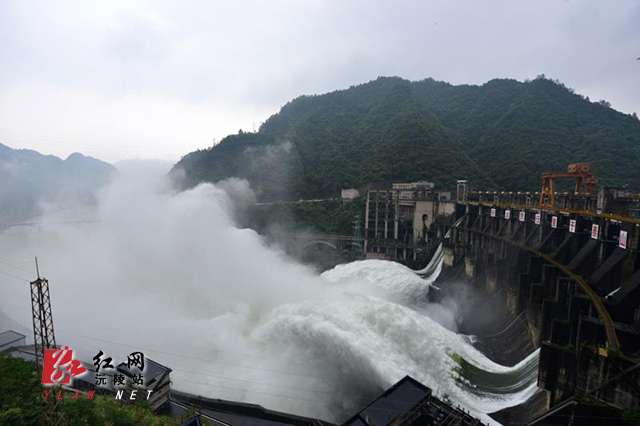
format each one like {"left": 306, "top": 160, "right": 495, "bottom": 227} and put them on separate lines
{"left": 173, "top": 76, "right": 640, "bottom": 200}
{"left": 0, "top": 143, "right": 115, "bottom": 222}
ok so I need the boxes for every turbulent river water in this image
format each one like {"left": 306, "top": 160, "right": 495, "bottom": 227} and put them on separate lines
{"left": 0, "top": 176, "right": 538, "bottom": 424}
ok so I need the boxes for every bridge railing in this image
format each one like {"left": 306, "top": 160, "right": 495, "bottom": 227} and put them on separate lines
{"left": 273, "top": 233, "right": 364, "bottom": 243}
{"left": 462, "top": 199, "right": 640, "bottom": 225}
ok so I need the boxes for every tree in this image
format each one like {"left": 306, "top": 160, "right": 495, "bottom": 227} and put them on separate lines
{"left": 0, "top": 354, "right": 42, "bottom": 425}
{"left": 172, "top": 76, "right": 640, "bottom": 201}
{"left": 0, "top": 354, "right": 176, "bottom": 426}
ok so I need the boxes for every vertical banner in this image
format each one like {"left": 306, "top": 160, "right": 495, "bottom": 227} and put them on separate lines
{"left": 490, "top": 208, "right": 496, "bottom": 218}
{"left": 569, "top": 219, "right": 576, "bottom": 233}
{"left": 519, "top": 211, "right": 525, "bottom": 222}
{"left": 551, "top": 216, "right": 558, "bottom": 229}
{"left": 505, "top": 209, "right": 511, "bottom": 220}
{"left": 535, "top": 213, "right": 541, "bottom": 225}
{"left": 591, "top": 224, "right": 599, "bottom": 240}
{"left": 619, "top": 230, "right": 628, "bottom": 249}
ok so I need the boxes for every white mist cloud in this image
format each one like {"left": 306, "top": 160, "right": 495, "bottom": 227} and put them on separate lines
{"left": 0, "top": 171, "right": 536, "bottom": 423}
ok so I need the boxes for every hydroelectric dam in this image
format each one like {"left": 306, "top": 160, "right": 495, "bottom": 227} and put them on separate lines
{"left": 2, "top": 164, "right": 640, "bottom": 425}
{"left": 387, "top": 164, "right": 640, "bottom": 424}
{"left": 276, "top": 164, "right": 640, "bottom": 424}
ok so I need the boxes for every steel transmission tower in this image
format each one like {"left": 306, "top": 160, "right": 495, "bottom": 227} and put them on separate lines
{"left": 30, "top": 258, "right": 56, "bottom": 367}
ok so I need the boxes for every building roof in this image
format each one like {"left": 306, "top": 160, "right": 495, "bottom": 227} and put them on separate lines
{"left": 117, "top": 357, "right": 172, "bottom": 387}
{"left": 171, "top": 390, "right": 336, "bottom": 426}
{"left": 344, "top": 376, "right": 431, "bottom": 426}
{"left": 0, "top": 330, "right": 26, "bottom": 349}
{"left": 344, "top": 376, "right": 483, "bottom": 426}
{"left": 4, "top": 345, "right": 37, "bottom": 362}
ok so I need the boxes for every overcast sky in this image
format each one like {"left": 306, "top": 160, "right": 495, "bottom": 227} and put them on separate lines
{"left": 0, "top": 0, "right": 638, "bottom": 163}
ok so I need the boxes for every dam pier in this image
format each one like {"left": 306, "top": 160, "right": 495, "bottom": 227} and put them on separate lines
{"left": 436, "top": 168, "right": 640, "bottom": 423}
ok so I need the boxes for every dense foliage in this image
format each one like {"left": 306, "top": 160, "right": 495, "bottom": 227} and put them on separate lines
{"left": 173, "top": 76, "right": 640, "bottom": 199}
{"left": 0, "top": 353, "right": 177, "bottom": 425}
{"left": 239, "top": 197, "right": 365, "bottom": 235}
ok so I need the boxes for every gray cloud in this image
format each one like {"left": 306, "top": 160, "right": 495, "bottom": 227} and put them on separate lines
{"left": 0, "top": 0, "right": 638, "bottom": 162}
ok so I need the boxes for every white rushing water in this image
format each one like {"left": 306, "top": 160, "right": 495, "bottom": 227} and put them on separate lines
{"left": 412, "top": 240, "right": 444, "bottom": 276}
{"left": 0, "top": 175, "right": 538, "bottom": 424}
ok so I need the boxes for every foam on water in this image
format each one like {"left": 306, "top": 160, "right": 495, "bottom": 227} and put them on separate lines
{"left": 305, "top": 257, "right": 538, "bottom": 422}
{"left": 412, "top": 240, "right": 444, "bottom": 276}
{"left": 253, "top": 289, "right": 539, "bottom": 422}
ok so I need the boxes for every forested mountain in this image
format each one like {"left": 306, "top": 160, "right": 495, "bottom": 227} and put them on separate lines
{"left": 0, "top": 143, "right": 115, "bottom": 222}
{"left": 173, "top": 76, "right": 640, "bottom": 200}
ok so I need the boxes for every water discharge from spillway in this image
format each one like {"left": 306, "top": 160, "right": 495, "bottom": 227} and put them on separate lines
{"left": 0, "top": 175, "right": 538, "bottom": 424}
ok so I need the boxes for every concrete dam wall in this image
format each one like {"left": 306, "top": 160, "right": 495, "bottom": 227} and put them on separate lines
{"left": 434, "top": 202, "right": 640, "bottom": 424}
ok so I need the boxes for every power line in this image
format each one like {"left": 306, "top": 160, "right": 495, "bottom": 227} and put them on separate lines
{"left": 57, "top": 338, "right": 484, "bottom": 422}
{"left": 5, "top": 295, "right": 434, "bottom": 399}
{"left": 1, "top": 254, "right": 533, "bottom": 395}
{"left": 2, "top": 280, "right": 322, "bottom": 371}
{"left": 0, "top": 258, "right": 34, "bottom": 275}
{"left": 175, "top": 375, "right": 330, "bottom": 405}
{"left": 48, "top": 334, "right": 409, "bottom": 413}
{"left": 0, "top": 268, "right": 30, "bottom": 283}
{"left": 0, "top": 308, "right": 504, "bottom": 421}
{"left": 3, "top": 308, "right": 346, "bottom": 407}
{"left": 175, "top": 366, "right": 343, "bottom": 398}
{"left": 52, "top": 312, "right": 311, "bottom": 368}
{"left": 0, "top": 258, "right": 274, "bottom": 324}
{"left": 49, "top": 330, "right": 638, "bottom": 423}
{"left": 0, "top": 317, "right": 468, "bottom": 414}
{"left": 57, "top": 329, "right": 330, "bottom": 381}
{"left": 54, "top": 326, "right": 530, "bottom": 414}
